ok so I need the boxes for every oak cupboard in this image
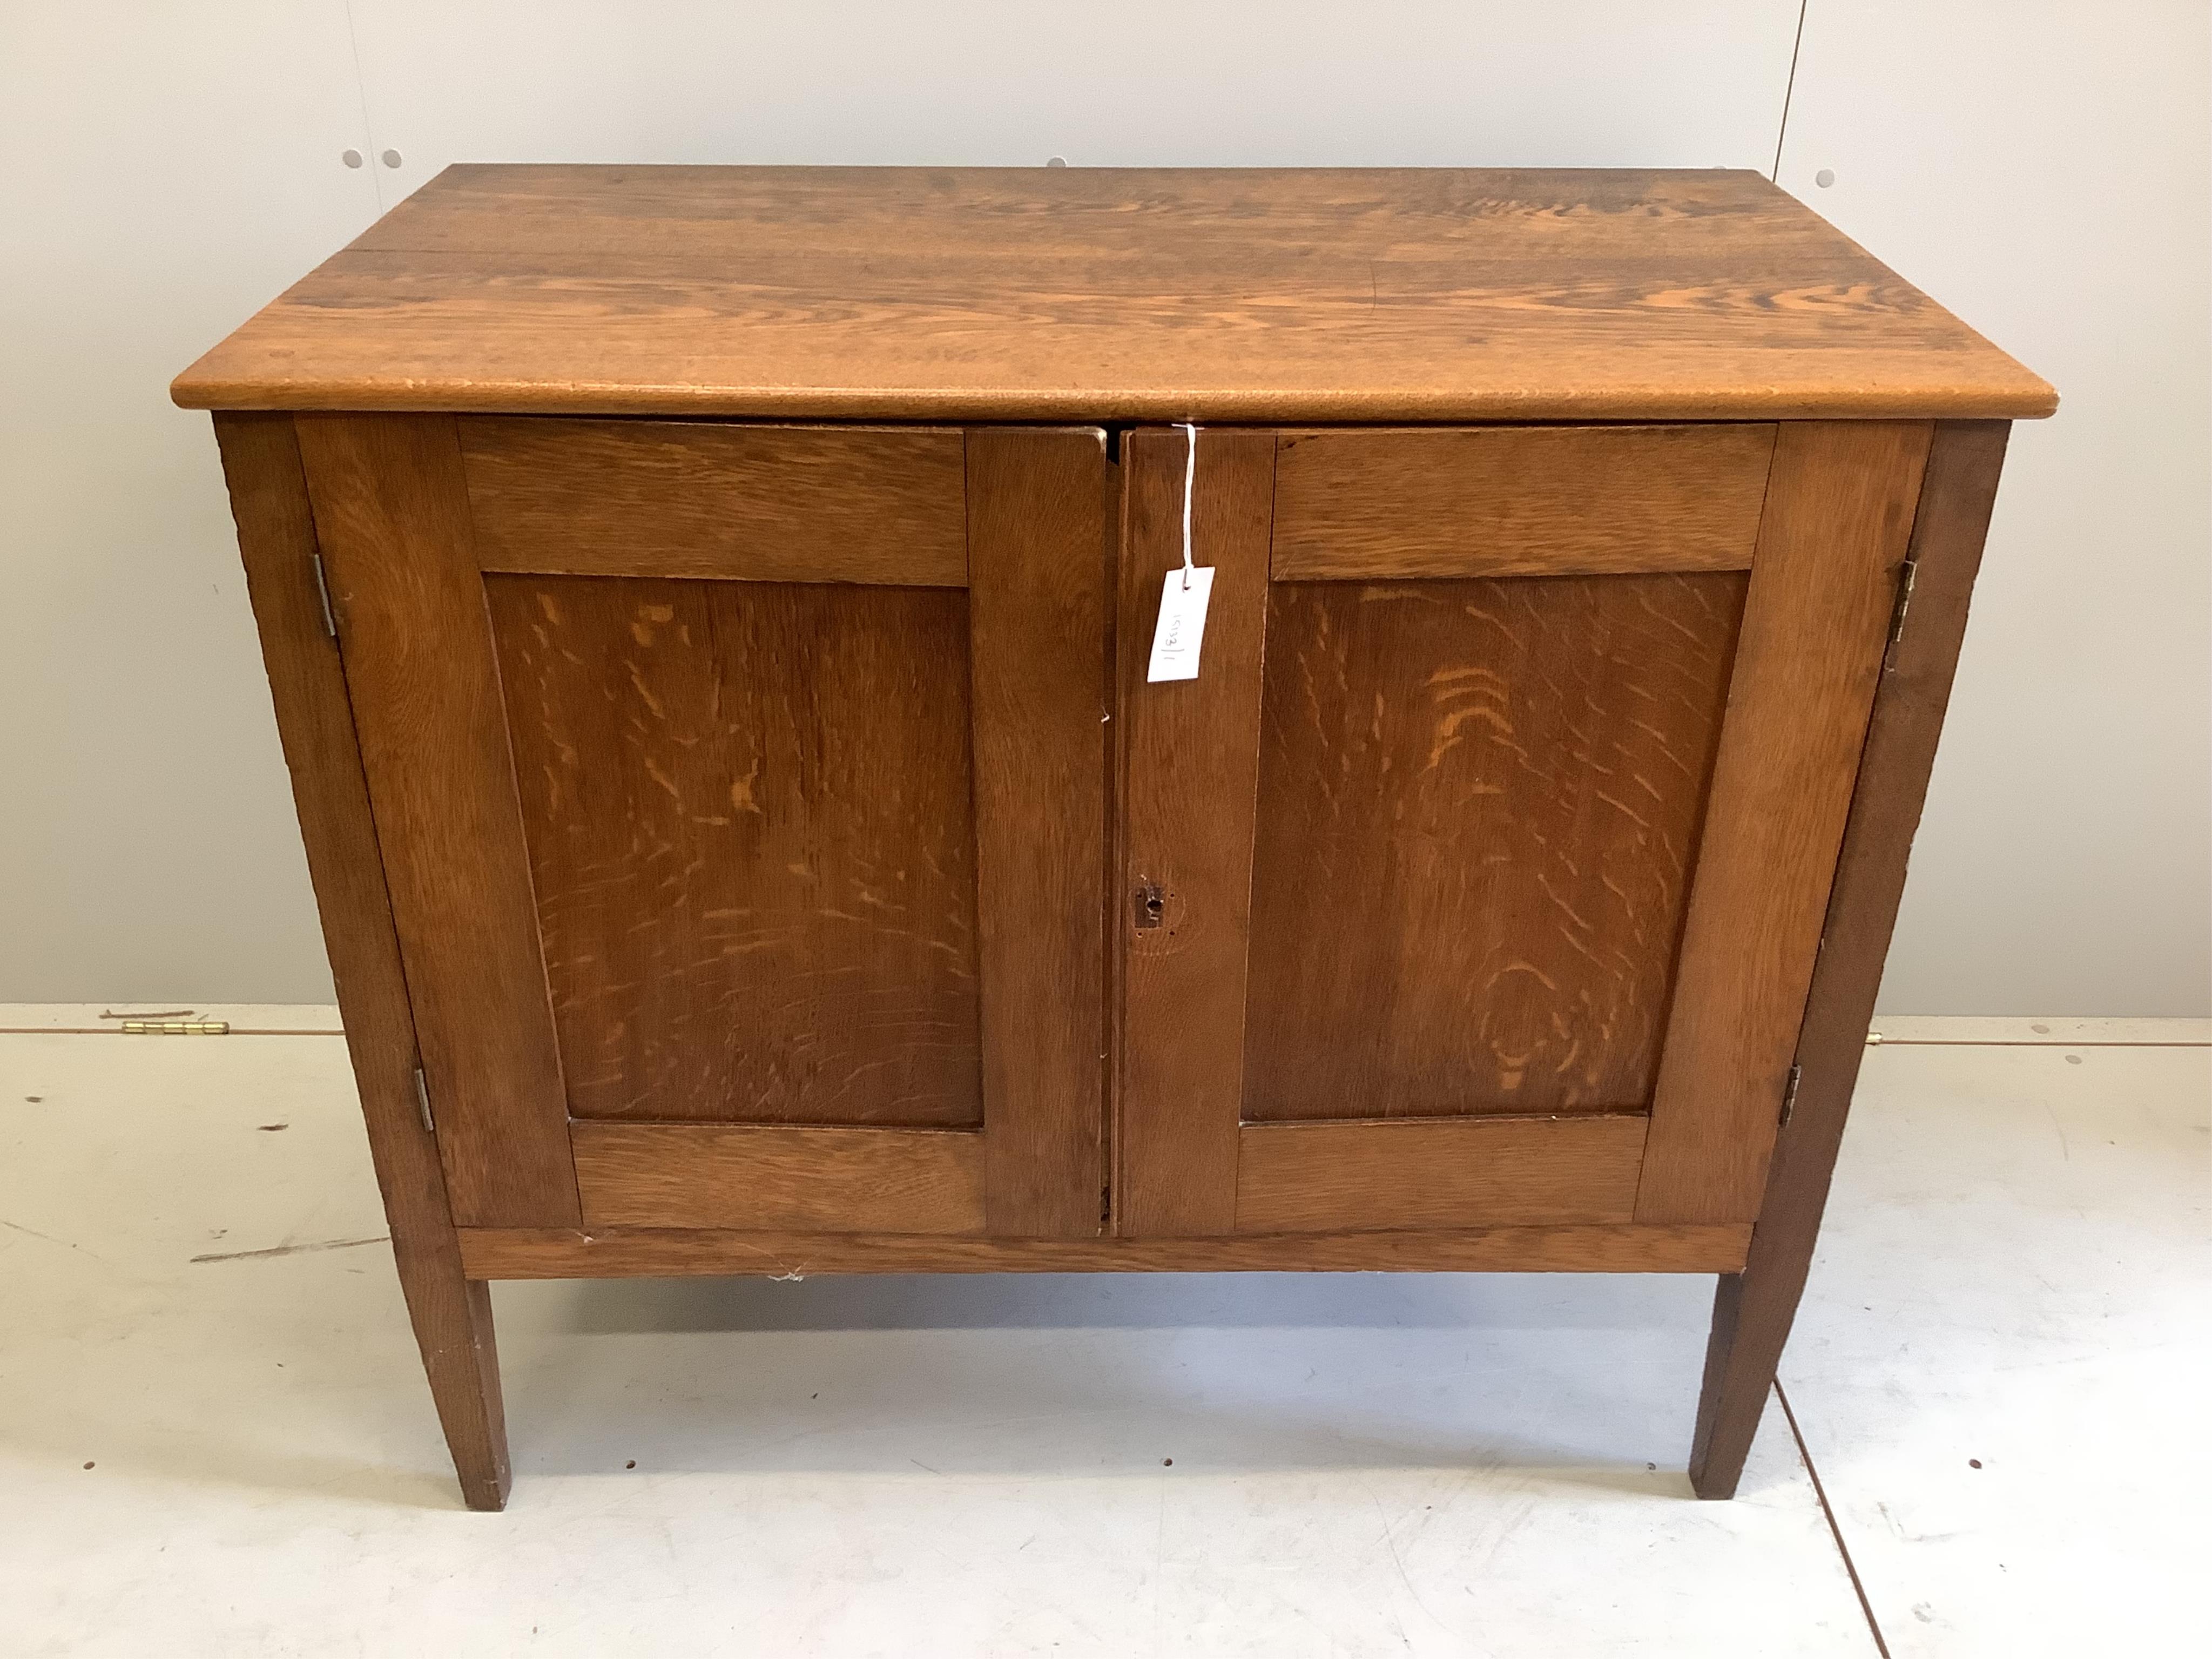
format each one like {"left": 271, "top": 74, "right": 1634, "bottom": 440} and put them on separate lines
{"left": 173, "top": 165, "right": 2053, "bottom": 1510}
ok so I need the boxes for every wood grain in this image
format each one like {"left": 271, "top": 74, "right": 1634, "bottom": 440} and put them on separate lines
{"left": 1114, "top": 428, "right": 1277, "bottom": 1236}
{"left": 215, "top": 412, "right": 510, "bottom": 1510}
{"left": 1636, "top": 421, "right": 1933, "bottom": 1224}
{"left": 458, "top": 1220, "right": 1751, "bottom": 1279}
{"left": 1244, "top": 574, "right": 1745, "bottom": 1121}
{"left": 1272, "top": 426, "right": 1776, "bottom": 579}
{"left": 1690, "top": 420, "right": 2011, "bottom": 1499}
{"left": 461, "top": 419, "right": 967, "bottom": 584}
{"left": 172, "top": 166, "right": 2056, "bottom": 422}
{"left": 487, "top": 575, "right": 983, "bottom": 1127}
{"left": 1234, "top": 1116, "right": 1648, "bottom": 1232}
{"left": 293, "top": 413, "right": 578, "bottom": 1229}
{"left": 967, "top": 428, "right": 1112, "bottom": 1236}
{"left": 573, "top": 1123, "right": 986, "bottom": 1233}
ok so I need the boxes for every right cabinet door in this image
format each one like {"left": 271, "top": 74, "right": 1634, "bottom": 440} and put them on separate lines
{"left": 1115, "top": 422, "right": 1932, "bottom": 1238}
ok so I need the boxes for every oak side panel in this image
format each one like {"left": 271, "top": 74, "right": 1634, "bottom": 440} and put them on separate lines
{"left": 461, "top": 419, "right": 968, "bottom": 584}
{"left": 488, "top": 575, "right": 983, "bottom": 1127}
{"left": 1636, "top": 422, "right": 1932, "bottom": 1224}
{"left": 1244, "top": 573, "right": 1745, "bottom": 1121}
{"left": 1272, "top": 424, "right": 1776, "bottom": 579}
{"left": 1114, "top": 428, "right": 1277, "bottom": 1236}
{"left": 460, "top": 1221, "right": 1752, "bottom": 1279}
{"left": 967, "top": 428, "right": 1112, "bottom": 1236}
{"left": 1234, "top": 1116, "right": 1648, "bottom": 1233}
{"left": 1690, "top": 420, "right": 2012, "bottom": 1499}
{"left": 213, "top": 412, "right": 511, "bottom": 1510}
{"left": 294, "top": 413, "right": 579, "bottom": 1228}
{"left": 572, "top": 1123, "right": 986, "bottom": 1233}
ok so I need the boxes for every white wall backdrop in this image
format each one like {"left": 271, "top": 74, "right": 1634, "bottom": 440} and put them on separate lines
{"left": 2, "top": 1, "right": 2205, "bottom": 1013}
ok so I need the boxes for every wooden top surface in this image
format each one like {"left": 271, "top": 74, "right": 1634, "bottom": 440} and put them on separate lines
{"left": 172, "top": 165, "right": 2054, "bottom": 422}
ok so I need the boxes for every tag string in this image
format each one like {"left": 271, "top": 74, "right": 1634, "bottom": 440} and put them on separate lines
{"left": 1179, "top": 421, "right": 1198, "bottom": 590}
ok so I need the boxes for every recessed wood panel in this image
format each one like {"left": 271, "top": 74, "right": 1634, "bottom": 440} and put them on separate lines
{"left": 487, "top": 574, "right": 983, "bottom": 1127}
{"left": 461, "top": 419, "right": 967, "bottom": 584}
{"left": 1234, "top": 1116, "right": 1649, "bottom": 1233}
{"left": 1272, "top": 425, "right": 1776, "bottom": 579}
{"left": 574, "top": 1123, "right": 985, "bottom": 1233}
{"left": 1244, "top": 572, "right": 1746, "bottom": 1123}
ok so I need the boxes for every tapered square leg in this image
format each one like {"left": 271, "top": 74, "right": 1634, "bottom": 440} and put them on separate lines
{"left": 395, "top": 1259, "right": 511, "bottom": 1511}
{"left": 1689, "top": 1271, "right": 1780, "bottom": 1498}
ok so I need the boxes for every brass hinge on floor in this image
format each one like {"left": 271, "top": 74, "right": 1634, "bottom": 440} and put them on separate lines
{"left": 413, "top": 1065, "right": 435, "bottom": 1136}
{"left": 1778, "top": 1064, "right": 1803, "bottom": 1128}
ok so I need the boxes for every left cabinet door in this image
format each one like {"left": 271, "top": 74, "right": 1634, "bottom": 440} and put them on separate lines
{"left": 296, "top": 415, "right": 1113, "bottom": 1238}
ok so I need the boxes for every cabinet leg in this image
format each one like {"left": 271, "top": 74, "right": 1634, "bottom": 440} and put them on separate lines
{"left": 393, "top": 1242, "right": 511, "bottom": 1510}
{"left": 1688, "top": 1270, "right": 1779, "bottom": 1499}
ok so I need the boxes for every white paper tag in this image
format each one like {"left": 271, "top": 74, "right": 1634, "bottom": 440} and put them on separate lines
{"left": 1147, "top": 567, "right": 1215, "bottom": 682}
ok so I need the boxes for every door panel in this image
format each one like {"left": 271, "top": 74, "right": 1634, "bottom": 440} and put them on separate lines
{"left": 301, "top": 415, "right": 1110, "bottom": 1237}
{"left": 1116, "top": 422, "right": 1930, "bottom": 1238}
{"left": 1244, "top": 571, "right": 1745, "bottom": 1123}
{"left": 489, "top": 574, "right": 982, "bottom": 1127}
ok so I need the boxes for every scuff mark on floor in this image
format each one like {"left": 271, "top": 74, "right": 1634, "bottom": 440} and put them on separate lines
{"left": 3, "top": 1217, "right": 87, "bottom": 1251}
{"left": 191, "top": 1235, "right": 387, "bottom": 1264}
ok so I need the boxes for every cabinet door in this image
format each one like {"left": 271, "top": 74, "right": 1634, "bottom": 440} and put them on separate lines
{"left": 1115, "top": 423, "right": 1930, "bottom": 1237}
{"left": 297, "top": 416, "right": 1112, "bottom": 1237}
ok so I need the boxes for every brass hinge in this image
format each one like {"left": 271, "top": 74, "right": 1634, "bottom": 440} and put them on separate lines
{"left": 413, "top": 1064, "right": 435, "bottom": 1136}
{"left": 1778, "top": 1063, "right": 1803, "bottom": 1128}
{"left": 120, "top": 1019, "right": 228, "bottom": 1036}
{"left": 309, "top": 551, "right": 339, "bottom": 639}
{"left": 1885, "top": 558, "right": 1919, "bottom": 658}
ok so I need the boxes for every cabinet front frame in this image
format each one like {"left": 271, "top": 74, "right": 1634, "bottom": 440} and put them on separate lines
{"left": 285, "top": 409, "right": 1933, "bottom": 1246}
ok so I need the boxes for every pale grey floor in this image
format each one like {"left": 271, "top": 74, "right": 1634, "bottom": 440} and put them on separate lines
{"left": 1, "top": 1009, "right": 2203, "bottom": 1657}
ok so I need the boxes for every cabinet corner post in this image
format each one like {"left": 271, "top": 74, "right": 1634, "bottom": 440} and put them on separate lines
{"left": 214, "top": 409, "right": 512, "bottom": 1511}
{"left": 1688, "top": 419, "right": 2010, "bottom": 1498}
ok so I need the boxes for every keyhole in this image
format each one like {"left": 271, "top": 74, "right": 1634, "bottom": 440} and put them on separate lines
{"left": 1136, "top": 882, "right": 1165, "bottom": 929}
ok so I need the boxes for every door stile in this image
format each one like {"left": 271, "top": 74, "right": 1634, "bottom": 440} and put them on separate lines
{"left": 1113, "top": 428, "right": 1278, "bottom": 1236}
{"left": 967, "top": 427, "right": 1115, "bottom": 1236}
{"left": 295, "top": 412, "right": 581, "bottom": 1229}
{"left": 1634, "top": 421, "right": 1933, "bottom": 1224}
